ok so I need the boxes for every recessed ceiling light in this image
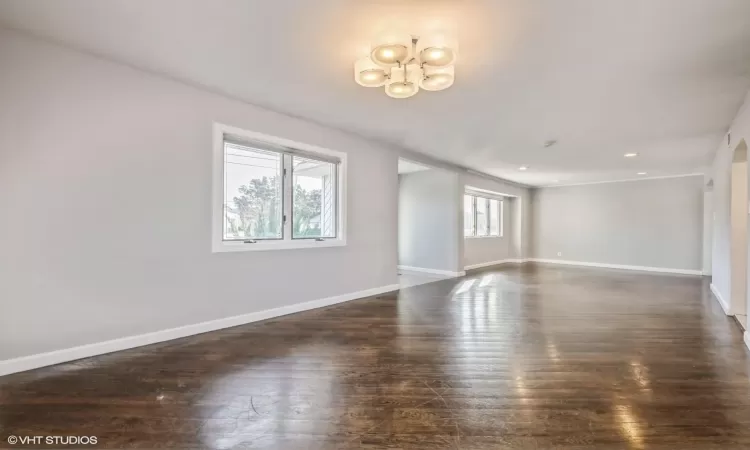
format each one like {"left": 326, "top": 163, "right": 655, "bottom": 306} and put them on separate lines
{"left": 624, "top": 153, "right": 638, "bottom": 158}
{"left": 544, "top": 140, "right": 557, "bottom": 148}
{"left": 637, "top": 172, "right": 647, "bottom": 175}
{"left": 519, "top": 166, "right": 528, "bottom": 171}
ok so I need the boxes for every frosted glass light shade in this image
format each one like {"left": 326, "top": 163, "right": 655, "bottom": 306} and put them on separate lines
{"left": 370, "top": 31, "right": 413, "bottom": 67}
{"left": 354, "top": 58, "right": 388, "bottom": 87}
{"left": 386, "top": 64, "right": 421, "bottom": 99}
{"left": 416, "top": 34, "right": 458, "bottom": 67}
{"left": 420, "top": 65, "right": 454, "bottom": 91}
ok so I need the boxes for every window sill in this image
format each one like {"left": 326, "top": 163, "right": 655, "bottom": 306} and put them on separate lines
{"left": 213, "top": 238, "right": 346, "bottom": 253}
{"left": 465, "top": 235, "right": 504, "bottom": 239}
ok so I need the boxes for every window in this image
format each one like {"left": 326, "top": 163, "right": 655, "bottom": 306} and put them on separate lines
{"left": 292, "top": 156, "right": 337, "bottom": 239}
{"left": 464, "top": 193, "right": 504, "bottom": 238}
{"left": 476, "top": 197, "right": 488, "bottom": 236}
{"left": 464, "top": 195, "right": 475, "bottom": 237}
{"left": 223, "top": 144, "right": 283, "bottom": 240}
{"left": 213, "top": 123, "right": 346, "bottom": 252}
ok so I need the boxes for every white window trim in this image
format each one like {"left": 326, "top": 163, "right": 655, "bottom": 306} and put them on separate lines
{"left": 212, "top": 122, "right": 347, "bottom": 253}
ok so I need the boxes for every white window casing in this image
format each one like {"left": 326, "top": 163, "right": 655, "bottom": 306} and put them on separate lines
{"left": 212, "top": 122, "right": 347, "bottom": 252}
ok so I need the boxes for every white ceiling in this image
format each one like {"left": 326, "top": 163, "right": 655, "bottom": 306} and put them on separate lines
{"left": 2, "top": 0, "right": 750, "bottom": 186}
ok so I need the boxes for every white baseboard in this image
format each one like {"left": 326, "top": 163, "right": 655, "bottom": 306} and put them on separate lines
{"left": 528, "top": 258, "right": 702, "bottom": 276}
{"left": 0, "top": 283, "right": 400, "bottom": 377}
{"left": 464, "top": 258, "right": 527, "bottom": 270}
{"left": 398, "top": 265, "right": 465, "bottom": 277}
{"left": 710, "top": 283, "right": 731, "bottom": 316}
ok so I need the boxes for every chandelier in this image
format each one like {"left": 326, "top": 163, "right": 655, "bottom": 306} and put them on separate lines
{"left": 354, "top": 31, "right": 458, "bottom": 99}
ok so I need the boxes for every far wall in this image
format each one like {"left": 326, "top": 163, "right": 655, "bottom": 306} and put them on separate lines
{"left": 532, "top": 175, "right": 704, "bottom": 271}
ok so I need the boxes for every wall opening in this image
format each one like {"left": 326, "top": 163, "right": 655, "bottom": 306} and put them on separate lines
{"left": 397, "top": 158, "right": 460, "bottom": 288}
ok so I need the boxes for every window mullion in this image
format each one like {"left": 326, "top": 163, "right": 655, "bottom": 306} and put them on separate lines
{"left": 473, "top": 196, "right": 478, "bottom": 236}
{"left": 283, "top": 154, "right": 293, "bottom": 240}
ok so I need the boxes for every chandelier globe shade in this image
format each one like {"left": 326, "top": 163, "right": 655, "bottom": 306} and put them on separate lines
{"left": 416, "top": 33, "right": 458, "bottom": 67}
{"left": 370, "top": 30, "right": 414, "bottom": 67}
{"left": 420, "top": 65, "right": 454, "bottom": 91}
{"left": 386, "top": 64, "right": 421, "bottom": 99}
{"left": 354, "top": 58, "right": 388, "bottom": 87}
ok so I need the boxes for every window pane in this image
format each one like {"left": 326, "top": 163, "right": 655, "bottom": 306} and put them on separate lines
{"left": 489, "top": 199, "right": 500, "bottom": 236}
{"left": 223, "top": 143, "right": 283, "bottom": 240}
{"left": 464, "top": 195, "right": 475, "bottom": 236}
{"left": 476, "top": 197, "right": 488, "bottom": 236}
{"left": 293, "top": 156, "right": 336, "bottom": 238}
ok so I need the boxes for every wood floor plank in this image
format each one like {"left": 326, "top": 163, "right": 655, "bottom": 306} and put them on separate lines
{"left": 1, "top": 264, "right": 749, "bottom": 449}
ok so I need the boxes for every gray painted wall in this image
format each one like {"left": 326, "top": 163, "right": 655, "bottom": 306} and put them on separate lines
{"left": 730, "top": 158, "right": 748, "bottom": 316}
{"left": 532, "top": 176, "right": 704, "bottom": 271}
{"left": 0, "top": 29, "right": 399, "bottom": 360}
{"left": 398, "top": 170, "right": 461, "bottom": 272}
{"left": 702, "top": 189, "right": 713, "bottom": 275}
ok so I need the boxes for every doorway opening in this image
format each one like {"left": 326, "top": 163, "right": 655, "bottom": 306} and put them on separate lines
{"left": 397, "top": 158, "right": 460, "bottom": 288}
{"left": 731, "top": 139, "right": 748, "bottom": 329}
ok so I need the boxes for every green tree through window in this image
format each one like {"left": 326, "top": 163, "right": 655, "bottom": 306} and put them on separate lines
{"left": 225, "top": 175, "right": 324, "bottom": 239}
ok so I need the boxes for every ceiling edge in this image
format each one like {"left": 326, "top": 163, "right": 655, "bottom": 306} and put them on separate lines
{"left": 537, "top": 172, "right": 705, "bottom": 189}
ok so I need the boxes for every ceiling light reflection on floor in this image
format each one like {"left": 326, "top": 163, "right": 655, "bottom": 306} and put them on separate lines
{"left": 546, "top": 342, "right": 560, "bottom": 362}
{"left": 629, "top": 360, "right": 650, "bottom": 389}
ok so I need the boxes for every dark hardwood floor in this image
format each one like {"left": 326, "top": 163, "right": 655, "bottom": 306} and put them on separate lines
{"left": 2, "top": 264, "right": 750, "bottom": 449}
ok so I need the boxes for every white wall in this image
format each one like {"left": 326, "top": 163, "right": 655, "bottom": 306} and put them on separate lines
{"left": 532, "top": 176, "right": 705, "bottom": 272}
{"left": 702, "top": 188, "right": 713, "bottom": 275}
{"left": 0, "top": 29, "right": 400, "bottom": 361}
{"left": 711, "top": 89, "right": 750, "bottom": 315}
{"left": 463, "top": 197, "right": 513, "bottom": 267}
{"left": 730, "top": 158, "right": 748, "bottom": 316}
{"left": 398, "top": 170, "right": 461, "bottom": 273}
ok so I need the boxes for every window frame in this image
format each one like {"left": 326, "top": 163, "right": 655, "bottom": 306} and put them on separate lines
{"left": 475, "top": 196, "right": 489, "bottom": 237}
{"left": 463, "top": 194, "right": 476, "bottom": 237}
{"left": 222, "top": 143, "right": 285, "bottom": 242}
{"left": 290, "top": 153, "right": 339, "bottom": 240}
{"left": 464, "top": 193, "right": 504, "bottom": 238}
{"left": 212, "top": 123, "right": 347, "bottom": 253}
{"left": 488, "top": 199, "right": 500, "bottom": 237}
